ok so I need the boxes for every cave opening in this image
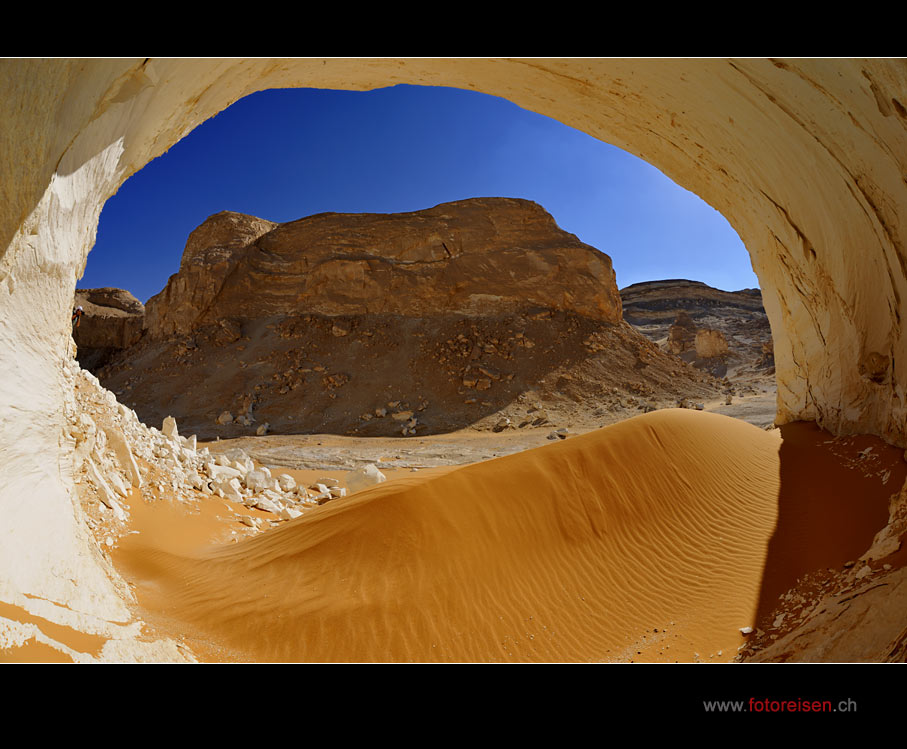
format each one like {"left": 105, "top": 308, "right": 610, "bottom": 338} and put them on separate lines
{"left": 75, "top": 84, "right": 771, "bottom": 448}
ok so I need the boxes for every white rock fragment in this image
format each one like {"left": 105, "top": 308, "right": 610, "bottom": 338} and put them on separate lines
{"left": 208, "top": 464, "right": 243, "bottom": 481}
{"left": 215, "top": 478, "right": 244, "bottom": 503}
{"left": 253, "top": 497, "right": 281, "bottom": 514}
{"left": 244, "top": 470, "right": 274, "bottom": 493}
{"left": 279, "top": 506, "right": 303, "bottom": 521}
{"left": 86, "top": 456, "right": 126, "bottom": 521}
{"left": 739, "top": 626, "right": 753, "bottom": 635}
{"left": 346, "top": 464, "right": 387, "bottom": 494}
{"left": 162, "top": 416, "right": 180, "bottom": 443}
{"left": 277, "top": 474, "right": 297, "bottom": 492}
{"left": 105, "top": 426, "right": 143, "bottom": 488}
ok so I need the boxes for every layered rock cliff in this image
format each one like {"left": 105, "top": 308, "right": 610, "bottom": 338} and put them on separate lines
{"left": 621, "top": 279, "right": 773, "bottom": 382}
{"left": 143, "top": 198, "right": 622, "bottom": 338}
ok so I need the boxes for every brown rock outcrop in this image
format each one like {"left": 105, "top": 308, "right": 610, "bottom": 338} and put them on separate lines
{"left": 695, "top": 329, "right": 729, "bottom": 359}
{"left": 667, "top": 310, "right": 698, "bottom": 354}
{"left": 72, "top": 288, "right": 145, "bottom": 370}
{"left": 144, "top": 199, "right": 621, "bottom": 339}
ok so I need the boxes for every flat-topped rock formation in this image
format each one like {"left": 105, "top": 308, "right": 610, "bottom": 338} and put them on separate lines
{"left": 144, "top": 199, "right": 623, "bottom": 339}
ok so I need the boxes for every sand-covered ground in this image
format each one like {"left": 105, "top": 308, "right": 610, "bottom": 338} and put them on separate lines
{"left": 93, "top": 408, "right": 905, "bottom": 663}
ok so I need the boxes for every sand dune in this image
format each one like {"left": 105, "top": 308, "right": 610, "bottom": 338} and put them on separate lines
{"left": 111, "top": 409, "right": 905, "bottom": 662}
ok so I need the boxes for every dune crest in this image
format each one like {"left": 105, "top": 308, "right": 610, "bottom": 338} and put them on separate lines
{"left": 116, "top": 410, "right": 791, "bottom": 662}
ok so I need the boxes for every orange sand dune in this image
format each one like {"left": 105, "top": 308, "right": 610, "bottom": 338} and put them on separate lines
{"left": 113, "top": 410, "right": 905, "bottom": 662}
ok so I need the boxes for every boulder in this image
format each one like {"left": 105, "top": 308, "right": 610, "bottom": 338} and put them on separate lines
{"left": 695, "top": 329, "right": 729, "bottom": 359}
{"left": 346, "top": 464, "right": 387, "bottom": 494}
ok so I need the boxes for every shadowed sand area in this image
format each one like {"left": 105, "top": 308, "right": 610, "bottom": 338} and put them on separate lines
{"left": 111, "top": 409, "right": 905, "bottom": 662}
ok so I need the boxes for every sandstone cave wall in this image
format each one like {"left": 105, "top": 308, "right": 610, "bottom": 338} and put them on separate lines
{"left": 1, "top": 58, "right": 906, "bottom": 629}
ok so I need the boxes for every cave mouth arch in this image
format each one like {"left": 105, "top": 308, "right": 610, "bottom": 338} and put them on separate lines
{"left": 25, "top": 57, "right": 900, "bottom": 446}
{"left": 2, "top": 58, "right": 905, "bottom": 633}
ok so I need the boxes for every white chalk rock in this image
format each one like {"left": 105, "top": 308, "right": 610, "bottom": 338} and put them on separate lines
{"left": 279, "top": 506, "right": 303, "bottom": 520}
{"left": 86, "top": 457, "right": 126, "bottom": 521}
{"left": 212, "top": 477, "right": 243, "bottom": 503}
{"left": 105, "top": 426, "right": 142, "bottom": 488}
{"left": 346, "top": 464, "right": 387, "bottom": 494}
{"left": 208, "top": 464, "right": 242, "bottom": 481}
{"left": 253, "top": 497, "right": 281, "bottom": 514}
{"left": 224, "top": 448, "right": 250, "bottom": 464}
{"left": 108, "top": 471, "right": 130, "bottom": 499}
{"left": 277, "top": 474, "right": 296, "bottom": 492}
{"left": 162, "top": 416, "right": 180, "bottom": 443}
{"left": 244, "top": 470, "right": 274, "bottom": 493}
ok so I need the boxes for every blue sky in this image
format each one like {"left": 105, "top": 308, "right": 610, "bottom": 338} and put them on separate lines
{"left": 84, "top": 84, "right": 758, "bottom": 304}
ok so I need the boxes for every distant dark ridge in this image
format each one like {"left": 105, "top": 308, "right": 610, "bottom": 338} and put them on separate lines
{"left": 620, "top": 279, "right": 762, "bottom": 296}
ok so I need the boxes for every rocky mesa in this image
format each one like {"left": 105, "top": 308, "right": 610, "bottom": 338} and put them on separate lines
{"left": 143, "top": 198, "right": 622, "bottom": 338}
{"left": 92, "top": 199, "right": 722, "bottom": 439}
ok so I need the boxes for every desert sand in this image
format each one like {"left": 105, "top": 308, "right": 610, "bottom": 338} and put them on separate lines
{"left": 99, "top": 409, "right": 903, "bottom": 663}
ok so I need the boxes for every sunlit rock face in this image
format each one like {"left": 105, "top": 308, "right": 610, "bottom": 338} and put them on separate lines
{"left": 143, "top": 199, "right": 621, "bottom": 339}
{"left": 1, "top": 58, "right": 906, "bottom": 639}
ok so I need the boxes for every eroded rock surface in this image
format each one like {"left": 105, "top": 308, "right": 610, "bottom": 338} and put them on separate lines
{"left": 144, "top": 199, "right": 622, "bottom": 339}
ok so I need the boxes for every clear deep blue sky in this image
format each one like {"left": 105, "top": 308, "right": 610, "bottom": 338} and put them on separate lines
{"left": 84, "top": 84, "right": 758, "bottom": 304}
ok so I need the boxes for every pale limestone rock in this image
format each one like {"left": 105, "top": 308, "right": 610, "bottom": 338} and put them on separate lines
{"left": 253, "top": 497, "right": 280, "bottom": 514}
{"left": 223, "top": 448, "right": 251, "bottom": 464}
{"left": 244, "top": 470, "right": 274, "bottom": 493}
{"left": 277, "top": 474, "right": 296, "bottom": 492}
{"left": 208, "top": 464, "right": 242, "bottom": 481}
{"left": 107, "top": 471, "right": 130, "bottom": 499}
{"left": 162, "top": 416, "right": 179, "bottom": 443}
{"left": 346, "top": 464, "right": 387, "bottom": 494}
{"left": 105, "top": 426, "right": 142, "bottom": 488}
{"left": 279, "top": 506, "right": 303, "bottom": 520}
{"left": 213, "top": 477, "right": 243, "bottom": 503}
{"left": 86, "top": 457, "right": 126, "bottom": 521}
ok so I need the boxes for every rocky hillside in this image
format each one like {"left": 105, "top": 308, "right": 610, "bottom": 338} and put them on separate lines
{"left": 620, "top": 279, "right": 773, "bottom": 383}
{"left": 88, "top": 200, "right": 724, "bottom": 439}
